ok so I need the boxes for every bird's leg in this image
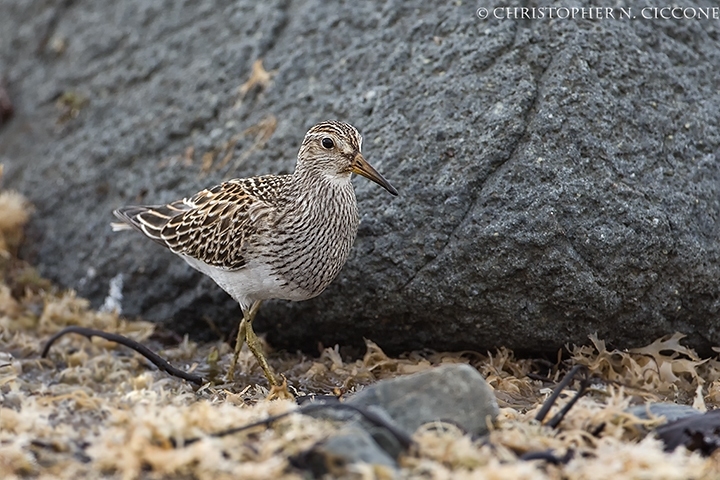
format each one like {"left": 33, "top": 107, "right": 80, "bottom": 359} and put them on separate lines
{"left": 226, "top": 310, "right": 249, "bottom": 382}
{"left": 242, "top": 300, "right": 280, "bottom": 387}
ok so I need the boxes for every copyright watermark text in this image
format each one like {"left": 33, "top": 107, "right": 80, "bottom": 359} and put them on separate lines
{"left": 475, "top": 6, "right": 720, "bottom": 20}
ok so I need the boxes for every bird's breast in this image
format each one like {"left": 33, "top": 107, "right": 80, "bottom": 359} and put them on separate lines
{"left": 260, "top": 182, "right": 359, "bottom": 299}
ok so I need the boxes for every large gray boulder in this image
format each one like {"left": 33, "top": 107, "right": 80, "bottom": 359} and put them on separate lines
{"left": 1, "top": 2, "right": 719, "bottom": 354}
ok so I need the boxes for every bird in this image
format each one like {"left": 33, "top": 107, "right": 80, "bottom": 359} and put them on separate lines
{"left": 112, "top": 120, "right": 398, "bottom": 386}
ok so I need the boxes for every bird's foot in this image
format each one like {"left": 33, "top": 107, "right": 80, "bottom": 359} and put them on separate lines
{"left": 266, "top": 375, "right": 293, "bottom": 400}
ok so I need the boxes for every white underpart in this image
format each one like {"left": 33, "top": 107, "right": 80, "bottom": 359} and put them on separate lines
{"left": 180, "top": 255, "right": 304, "bottom": 310}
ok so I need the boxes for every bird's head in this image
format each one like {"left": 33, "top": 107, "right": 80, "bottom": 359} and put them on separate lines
{"left": 297, "top": 120, "right": 398, "bottom": 196}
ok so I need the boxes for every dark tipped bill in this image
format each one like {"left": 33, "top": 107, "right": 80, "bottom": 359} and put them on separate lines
{"left": 351, "top": 153, "right": 398, "bottom": 196}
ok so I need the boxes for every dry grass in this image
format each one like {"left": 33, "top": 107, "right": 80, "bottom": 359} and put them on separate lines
{"left": 2, "top": 169, "right": 720, "bottom": 479}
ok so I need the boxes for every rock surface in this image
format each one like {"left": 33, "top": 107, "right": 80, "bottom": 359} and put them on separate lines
{"left": 348, "top": 363, "right": 499, "bottom": 436}
{"left": 297, "top": 426, "right": 398, "bottom": 477}
{"left": 627, "top": 403, "right": 702, "bottom": 424}
{"left": 1, "top": 2, "right": 719, "bottom": 354}
{"left": 301, "top": 364, "right": 498, "bottom": 473}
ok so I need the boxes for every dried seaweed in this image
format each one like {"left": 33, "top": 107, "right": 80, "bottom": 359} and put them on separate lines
{"left": 193, "top": 401, "right": 413, "bottom": 450}
{"left": 656, "top": 410, "right": 720, "bottom": 455}
{"left": 535, "top": 365, "right": 591, "bottom": 428}
{"left": 41, "top": 326, "right": 206, "bottom": 386}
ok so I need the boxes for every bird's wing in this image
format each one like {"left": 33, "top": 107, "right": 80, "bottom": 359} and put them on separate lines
{"left": 113, "top": 176, "right": 286, "bottom": 270}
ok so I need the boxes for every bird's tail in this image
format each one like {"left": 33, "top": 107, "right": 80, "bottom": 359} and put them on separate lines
{"left": 112, "top": 202, "right": 189, "bottom": 247}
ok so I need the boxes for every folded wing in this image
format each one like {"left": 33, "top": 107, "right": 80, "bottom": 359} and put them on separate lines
{"left": 113, "top": 178, "right": 280, "bottom": 271}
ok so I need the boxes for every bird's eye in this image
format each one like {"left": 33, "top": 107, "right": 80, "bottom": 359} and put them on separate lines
{"left": 321, "top": 137, "right": 334, "bottom": 149}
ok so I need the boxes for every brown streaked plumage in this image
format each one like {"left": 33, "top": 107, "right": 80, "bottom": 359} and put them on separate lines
{"left": 113, "top": 120, "right": 397, "bottom": 386}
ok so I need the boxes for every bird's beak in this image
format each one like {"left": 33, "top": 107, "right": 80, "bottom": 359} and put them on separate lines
{"left": 350, "top": 153, "right": 398, "bottom": 196}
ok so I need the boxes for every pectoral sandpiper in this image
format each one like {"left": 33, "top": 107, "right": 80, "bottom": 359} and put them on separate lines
{"left": 112, "top": 121, "right": 397, "bottom": 386}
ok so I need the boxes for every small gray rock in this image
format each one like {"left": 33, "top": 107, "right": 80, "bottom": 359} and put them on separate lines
{"left": 353, "top": 405, "right": 408, "bottom": 460}
{"left": 298, "top": 426, "right": 397, "bottom": 477}
{"left": 627, "top": 403, "right": 702, "bottom": 423}
{"left": 348, "top": 363, "right": 499, "bottom": 436}
{"left": 303, "top": 401, "right": 410, "bottom": 460}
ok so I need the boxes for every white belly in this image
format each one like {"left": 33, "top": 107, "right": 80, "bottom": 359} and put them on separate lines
{"left": 180, "top": 255, "right": 312, "bottom": 309}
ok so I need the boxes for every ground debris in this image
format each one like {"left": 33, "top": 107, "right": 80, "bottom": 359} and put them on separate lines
{"left": 656, "top": 410, "right": 720, "bottom": 455}
{"left": 2, "top": 177, "right": 720, "bottom": 479}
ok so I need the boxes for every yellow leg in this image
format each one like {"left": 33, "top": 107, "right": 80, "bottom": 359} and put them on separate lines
{"left": 226, "top": 301, "right": 278, "bottom": 386}
{"left": 226, "top": 314, "right": 247, "bottom": 382}
{"left": 243, "top": 302, "right": 279, "bottom": 386}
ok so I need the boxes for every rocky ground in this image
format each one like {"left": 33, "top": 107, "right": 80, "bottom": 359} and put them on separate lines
{"left": 3, "top": 171, "right": 720, "bottom": 479}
